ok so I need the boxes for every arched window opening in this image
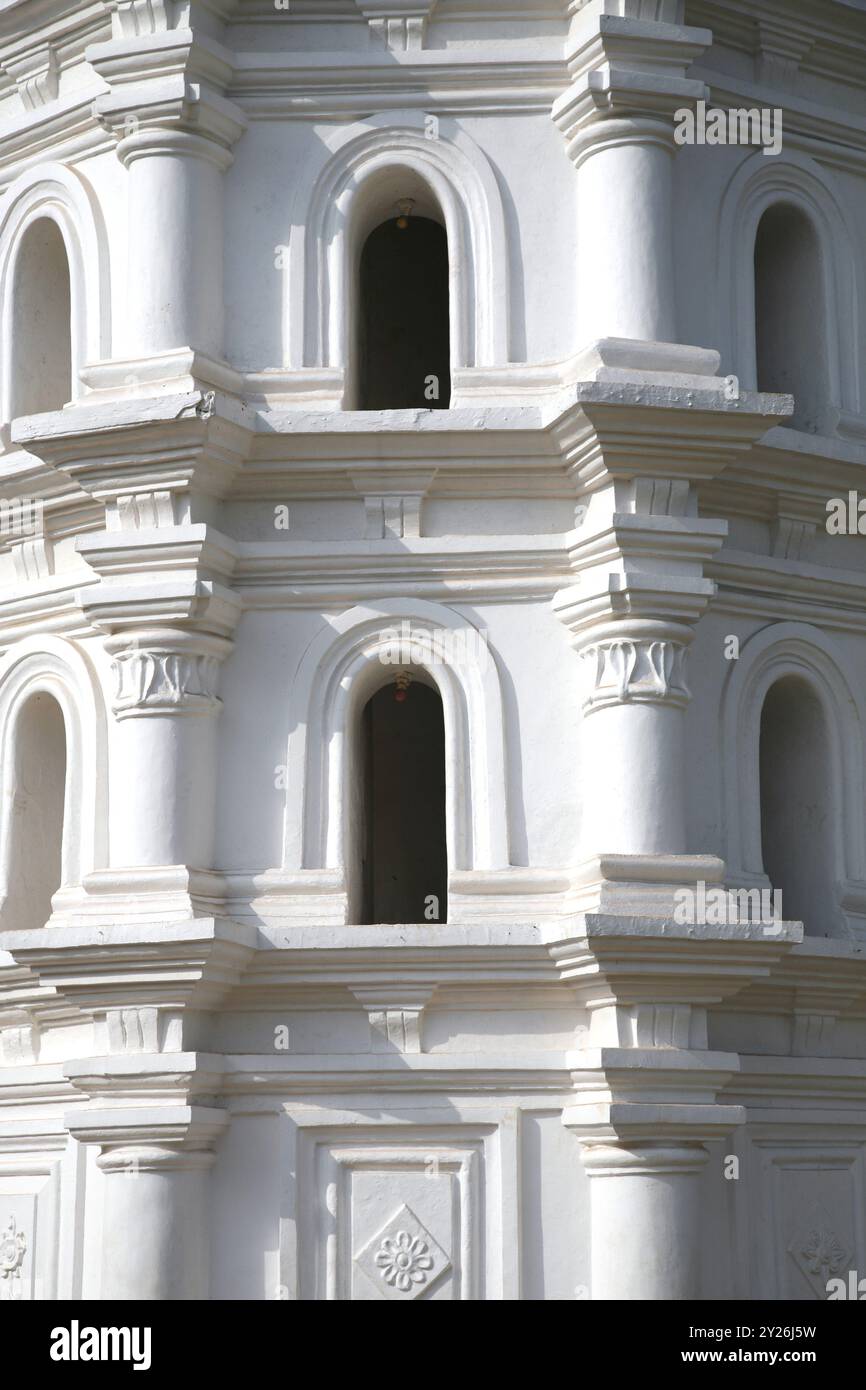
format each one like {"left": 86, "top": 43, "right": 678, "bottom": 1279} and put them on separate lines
{"left": 10, "top": 217, "right": 72, "bottom": 419}
{"left": 3, "top": 692, "right": 66, "bottom": 930}
{"left": 357, "top": 678, "right": 447, "bottom": 924}
{"left": 754, "top": 203, "right": 829, "bottom": 434}
{"left": 759, "top": 676, "right": 835, "bottom": 936}
{"left": 358, "top": 212, "right": 451, "bottom": 411}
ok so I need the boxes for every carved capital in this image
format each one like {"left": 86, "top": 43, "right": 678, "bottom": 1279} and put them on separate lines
{"left": 108, "top": 636, "right": 231, "bottom": 718}
{"left": 580, "top": 635, "right": 690, "bottom": 711}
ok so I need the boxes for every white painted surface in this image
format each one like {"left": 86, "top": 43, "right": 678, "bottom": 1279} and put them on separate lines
{"left": 0, "top": 0, "right": 865, "bottom": 1302}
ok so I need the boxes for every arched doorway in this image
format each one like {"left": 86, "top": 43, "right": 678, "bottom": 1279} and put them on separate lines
{"left": 358, "top": 211, "right": 451, "bottom": 410}
{"left": 359, "top": 678, "right": 447, "bottom": 924}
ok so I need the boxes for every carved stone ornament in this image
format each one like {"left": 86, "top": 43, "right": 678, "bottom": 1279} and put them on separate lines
{"left": 0, "top": 1217, "right": 26, "bottom": 1300}
{"left": 580, "top": 637, "right": 690, "bottom": 711}
{"left": 355, "top": 1204, "right": 451, "bottom": 1300}
{"left": 111, "top": 648, "right": 222, "bottom": 718}
{"left": 789, "top": 1208, "right": 852, "bottom": 1298}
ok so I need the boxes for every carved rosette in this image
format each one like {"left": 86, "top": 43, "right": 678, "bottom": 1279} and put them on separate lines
{"left": 0, "top": 1217, "right": 26, "bottom": 1300}
{"left": 111, "top": 648, "right": 223, "bottom": 719}
{"left": 579, "top": 637, "right": 690, "bottom": 712}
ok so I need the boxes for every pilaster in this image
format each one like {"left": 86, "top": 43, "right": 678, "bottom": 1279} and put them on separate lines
{"left": 554, "top": 0, "right": 711, "bottom": 370}
{"left": 553, "top": 385, "right": 791, "bottom": 917}
{"left": 86, "top": 20, "right": 246, "bottom": 390}
{"left": 551, "top": 915, "right": 802, "bottom": 1299}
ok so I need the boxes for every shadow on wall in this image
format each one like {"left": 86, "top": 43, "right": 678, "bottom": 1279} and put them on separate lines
{"left": 759, "top": 674, "right": 838, "bottom": 936}
{"left": 2, "top": 691, "right": 66, "bottom": 931}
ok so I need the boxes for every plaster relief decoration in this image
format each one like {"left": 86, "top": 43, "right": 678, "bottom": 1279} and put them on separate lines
{"left": 111, "top": 648, "right": 222, "bottom": 718}
{"left": 0, "top": 1217, "right": 26, "bottom": 1300}
{"left": 580, "top": 638, "right": 690, "bottom": 711}
{"left": 354, "top": 0, "right": 438, "bottom": 51}
{"left": 789, "top": 1208, "right": 852, "bottom": 1299}
{"left": 356, "top": 1205, "right": 451, "bottom": 1300}
{"left": 3, "top": 48, "right": 58, "bottom": 110}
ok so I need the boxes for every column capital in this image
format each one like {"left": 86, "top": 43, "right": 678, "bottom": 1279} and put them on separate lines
{"left": 105, "top": 632, "right": 232, "bottom": 720}
{"left": 576, "top": 1139, "right": 712, "bottom": 1179}
{"left": 555, "top": 2, "right": 711, "bottom": 164}
{"left": 89, "top": 34, "right": 246, "bottom": 170}
{"left": 67, "top": 1105, "right": 227, "bottom": 1173}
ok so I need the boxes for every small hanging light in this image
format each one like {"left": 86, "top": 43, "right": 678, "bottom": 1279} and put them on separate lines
{"left": 394, "top": 670, "right": 412, "bottom": 703}
{"left": 395, "top": 198, "right": 415, "bottom": 230}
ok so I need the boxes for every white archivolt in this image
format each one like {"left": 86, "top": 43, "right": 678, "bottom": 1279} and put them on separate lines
{"left": 0, "top": 636, "right": 108, "bottom": 920}
{"left": 283, "top": 599, "right": 511, "bottom": 878}
{"left": 717, "top": 150, "right": 861, "bottom": 414}
{"left": 285, "top": 111, "right": 510, "bottom": 378}
{"left": 0, "top": 161, "right": 111, "bottom": 422}
{"left": 720, "top": 621, "right": 865, "bottom": 887}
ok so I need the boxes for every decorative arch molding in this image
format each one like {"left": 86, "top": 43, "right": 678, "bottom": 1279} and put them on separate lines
{"left": 720, "top": 622, "right": 865, "bottom": 900}
{"left": 283, "top": 599, "right": 511, "bottom": 895}
{"left": 0, "top": 636, "right": 109, "bottom": 926}
{"left": 0, "top": 162, "right": 111, "bottom": 424}
{"left": 717, "top": 150, "right": 861, "bottom": 417}
{"left": 285, "top": 112, "right": 510, "bottom": 391}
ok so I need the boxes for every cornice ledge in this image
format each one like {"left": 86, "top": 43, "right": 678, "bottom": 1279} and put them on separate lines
{"left": 4, "top": 919, "right": 257, "bottom": 1051}
{"left": 65, "top": 1102, "right": 228, "bottom": 1157}
{"left": 220, "top": 1052, "right": 572, "bottom": 1096}
{"left": 544, "top": 914, "right": 803, "bottom": 1011}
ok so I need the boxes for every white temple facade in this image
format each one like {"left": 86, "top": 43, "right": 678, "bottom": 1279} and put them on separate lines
{"left": 0, "top": 0, "right": 865, "bottom": 1302}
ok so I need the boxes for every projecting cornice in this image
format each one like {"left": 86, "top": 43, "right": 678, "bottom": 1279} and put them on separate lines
{"left": 688, "top": 0, "right": 866, "bottom": 96}
{"left": 555, "top": 5, "right": 711, "bottom": 161}
{"left": 87, "top": 28, "right": 246, "bottom": 165}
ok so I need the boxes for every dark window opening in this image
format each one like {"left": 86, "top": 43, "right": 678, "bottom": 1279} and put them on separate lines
{"left": 759, "top": 675, "right": 835, "bottom": 937}
{"left": 359, "top": 680, "right": 448, "bottom": 924}
{"left": 754, "top": 203, "right": 829, "bottom": 434}
{"left": 358, "top": 216, "right": 451, "bottom": 410}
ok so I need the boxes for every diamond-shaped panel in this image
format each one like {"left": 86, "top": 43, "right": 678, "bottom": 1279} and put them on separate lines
{"left": 355, "top": 1203, "right": 451, "bottom": 1300}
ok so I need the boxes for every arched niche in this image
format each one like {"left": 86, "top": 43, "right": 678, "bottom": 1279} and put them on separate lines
{"left": 0, "top": 162, "right": 111, "bottom": 432}
{"left": 2, "top": 691, "right": 67, "bottom": 931}
{"left": 720, "top": 622, "right": 864, "bottom": 937}
{"left": 759, "top": 674, "right": 838, "bottom": 935}
{"left": 283, "top": 601, "right": 511, "bottom": 912}
{"left": 284, "top": 112, "right": 510, "bottom": 399}
{"left": 754, "top": 201, "right": 830, "bottom": 434}
{"left": 716, "top": 151, "right": 861, "bottom": 427}
{"left": 0, "top": 637, "right": 109, "bottom": 928}
{"left": 8, "top": 216, "right": 72, "bottom": 418}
